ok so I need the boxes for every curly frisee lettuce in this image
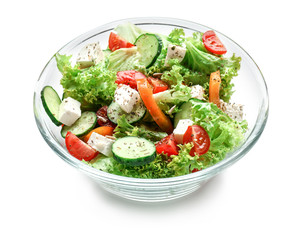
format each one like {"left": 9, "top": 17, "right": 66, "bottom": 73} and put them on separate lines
{"left": 56, "top": 54, "right": 117, "bottom": 110}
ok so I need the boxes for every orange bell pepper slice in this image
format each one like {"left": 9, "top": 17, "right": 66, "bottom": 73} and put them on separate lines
{"left": 137, "top": 78, "right": 173, "bottom": 134}
{"left": 83, "top": 126, "right": 114, "bottom": 143}
{"left": 209, "top": 70, "right": 221, "bottom": 107}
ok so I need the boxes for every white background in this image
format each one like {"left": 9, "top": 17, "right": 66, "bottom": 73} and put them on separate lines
{"left": 1, "top": 1, "right": 293, "bottom": 239}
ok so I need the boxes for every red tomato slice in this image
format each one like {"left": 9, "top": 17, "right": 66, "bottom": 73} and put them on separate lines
{"left": 183, "top": 125, "right": 210, "bottom": 156}
{"left": 147, "top": 77, "right": 169, "bottom": 94}
{"left": 96, "top": 106, "right": 116, "bottom": 128}
{"left": 108, "top": 32, "right": 134, "bottom": 52}
{"left": 202, "top": 30, "right": 227, "bottom": 55}
{"left": 115, "top": 70, "right": 146, "bottom": 90}
{"left": 156, "top": 134, "right": 179, "bottom": 156}
{"left": 65, "top": 132, "right": 98, "bottom": 161}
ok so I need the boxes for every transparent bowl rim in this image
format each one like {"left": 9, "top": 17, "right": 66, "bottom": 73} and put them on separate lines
{"left": 34, "top": 17, "right": 269, "bottom": 185}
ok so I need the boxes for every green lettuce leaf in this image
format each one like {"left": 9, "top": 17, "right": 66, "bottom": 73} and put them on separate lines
{"left": 55, "top": 53, "right": 73, "bottom": 73}
{"left": 114, "top": 22, "right": 146, "bottom": 44}
{"left": 106, "top": 47, "right": 144, "bottom": 72}
{"left": 168, "top": 28, "right": 185, "bottom": 46}
{"left": 187, "top": 32, "right": 208, "bottom": 53}
{"left": 114, "top": 115, "right": 167, "bottom": 142}
{"left": 183, "top": 40, "right": 224, "bottom": 74}
{"left": 219, "top": 54, "right": 242, "bottom": 101}
{"left": 56, "top": 54, "right": 117, "bottom": 110}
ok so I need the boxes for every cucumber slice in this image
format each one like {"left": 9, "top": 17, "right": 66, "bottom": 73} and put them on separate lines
{"left": 107, "top": 100, "right": 146, "bottom": 124}
{"left": 112, "top": 137, "right": 156, "bottom": 166}
{"left": 41, "top": 86, "right": 62, "bottom": 126}
{"left": 173, "top": 101, "right": 193, "bottom": 128}
{"left": 135, "top": 33, "right": 162, "bottom": 68}
{"left": 61, "top": 111, "right": 97, "bottom": 138}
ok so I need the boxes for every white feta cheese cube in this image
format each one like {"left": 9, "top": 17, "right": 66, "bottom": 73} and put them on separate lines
{"left": 87, "top": 132, "right": 115, "bottom": 157}
{"left": 114, "top": 84, "right": 140, "bottom": 113}
{"left": 190, "top": 85, "right": 205, "bottom": 100}
{"left": 58, "top": 97, "right": 81, "bottom": 126}
{"left": 165, "top": 44, "right": 186, "bottom": 66}
{"left": 76, "top": 42, "right": 104, "bottom": 69}
{"left": 173, "top": 119, "right": 194, "bottom": 144}
{"left": 219, "top": 100, "right": 244, "bottom": 121}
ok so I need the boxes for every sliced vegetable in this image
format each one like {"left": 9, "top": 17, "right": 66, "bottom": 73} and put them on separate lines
{"left": 137, "top": 78, "right": 173, "bottom": 134}
{"left": 202, "top": 30, "right": 227, "bottom": 55}
{"left": 115, "top": 70, "right": 146, "bottom": 90}
{"left": 173, "top": 101, "right": 193, "bottom": 128}
{"left": 155, "top": 134, "right": 179, "bottom": 156}
{"left": 61, "top": 111, "right": 97, "bottom": 138}
{"left": 83, "top": 126, "right": 114, "bottom": 143}
{"left": 135, "top": 33, "right": 163, "bottom": 68}
{"left": 41, "top": 86, "right": 62, "bottom": 126}
{"left": 107, "top": 100, "right": 146, "bottom": 124}
{"left": 108, "top": 32, "right": 134, "bottom": 52}
{"left": 96, "top": 106, "right": 117, "bottom": 128}
{"left": 183, "top": 125, "right": 210, "bottom": 156}
{"left": 209, "top": 70, "right": 221, "bottom": 107}
{"left": 65, "top": 132, "right": 98, "bottom": 161}
{"left": 112, "top": 136, "right": 156, "bottom": 166}
{"left": 148, "top": 77, "right": 169, "bottom": 94}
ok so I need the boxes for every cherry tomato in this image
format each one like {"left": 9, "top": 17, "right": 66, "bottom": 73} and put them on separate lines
{"left": 202, "top": 30, "right": 227, "bottom": 55}
{"left": 108, "top": 32, "right": 134, "bottom": 52}
{"left": 156, "top": 134, "right": 179, "bottom": 156}
{"left": 147, "top": 77, "right": 169, "bottom": 94}
{"left": 96, "top": 106, "right": 116, "bottom": 128}
{"left": 191, "top": 168, "right": 202, "bottom": 173}
{"left": 115, "top": 70, "right": 146, "bottom": 90}
{"left": 65, "top": 132, "right": 98, "bottom": 161}
{"left": 183, "top": 125, "right": 210, "bottom": 156}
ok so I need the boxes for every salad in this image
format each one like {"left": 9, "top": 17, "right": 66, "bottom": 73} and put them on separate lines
{"left": 41, "top": 22, "right": 247, "bottom": 179}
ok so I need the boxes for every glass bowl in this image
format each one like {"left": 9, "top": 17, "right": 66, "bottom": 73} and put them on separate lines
{"left": 33, "top": 17, "right": 269, "bottom": 202}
